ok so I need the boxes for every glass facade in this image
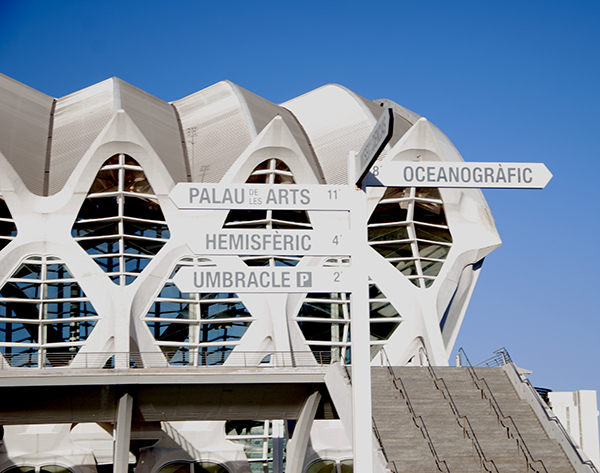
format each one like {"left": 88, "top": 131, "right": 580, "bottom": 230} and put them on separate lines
{"left": 144, "top": 257, "right": 253, "bottom": 365}
{"left": 0, "top": 194, "right": 17, "bottom": 252}
{"left": 296, "top": 257, "right": 402, "bottom": 364}
{"left": 72, "top": 154, "right": 170, "bottom": 286}
{"left": 157, "top": 462, "right": 228, "bottom": 473}
{"left": 224, "top": 158, "right": 310, "bottom": 267}
{"left": 368, "top": 187, "right": 452, "bottom": 288}
{"left": 225, "top": 420, "right": 286, "bottom": 473}
{"left": 0, "top": 255, "right": 99, "bottom": 367}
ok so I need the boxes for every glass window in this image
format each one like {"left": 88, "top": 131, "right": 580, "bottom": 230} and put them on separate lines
{"left": 0, "top": 256, "right": 100, "bottom": 367}
{"left": 143, "top": 258, "right": 253, "bottom": 366}
{"left": 223, "top": 158, "right": 310, "bottom": 268}
{"left": 0, "top": 195, "right": 18, "bottom": 252}
{"left": 72, "top": 154, "right": 170, "bottom": 286}
{"left": 225, "top": 420, "right": 285, "bottom": 472}
{"left": 368, "top": 187, "right": 452, "bottom": 288}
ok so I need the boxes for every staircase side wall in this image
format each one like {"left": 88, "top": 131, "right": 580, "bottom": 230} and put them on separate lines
{"left": 502, "top": 364, "right": 597, "bottom": 473}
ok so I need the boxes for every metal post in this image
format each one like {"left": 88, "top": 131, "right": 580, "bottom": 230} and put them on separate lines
{"left": 350, "top": 187, "right": 374, "bottom": 471}
{"left": 272, "top": 419, "right": 285, "bottom": 473}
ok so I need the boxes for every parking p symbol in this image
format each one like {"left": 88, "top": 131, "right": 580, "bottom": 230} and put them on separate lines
{"left": 297, "top": 272, "right": 312, "bottom": 288}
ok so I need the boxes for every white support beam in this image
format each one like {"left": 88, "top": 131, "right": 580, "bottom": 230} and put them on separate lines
{"left": 114, "top": 393, "right": 133, "bottom": 473}
{"left": 285, "top": 390, "right": 322, "bottom": 473}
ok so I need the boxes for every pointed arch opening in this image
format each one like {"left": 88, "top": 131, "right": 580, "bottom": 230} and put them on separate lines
{"left": 143, "top": 257, "right": 254, "bottom": 366}
{"left": 368, "top": 187, "right": 452, "bottom": 288}
{"left": 72, "top": 154, "right": 170, "bottom": 285}
{"left": 0, "top": 194, "right": 17, "bottom": 252}
{"left": 0, "top": 255, "right": 100, "bottom": 367}
{"left": 224, "top": 158, "right": 311, "bottom": 267}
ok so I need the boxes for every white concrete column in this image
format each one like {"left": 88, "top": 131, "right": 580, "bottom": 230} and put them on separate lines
{"left": 285, "top": 391, "right": 322, "bottom": 473}
{"left": 114, "top": 393, "right": 133, "bottom": 473}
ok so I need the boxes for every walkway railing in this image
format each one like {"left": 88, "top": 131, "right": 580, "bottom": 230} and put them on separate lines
{"left": 473, "top": 347, "right": 512, "bottom": 368}
{"left": 0, "top": 350, "right": 335, "bottom": 370}
{"left": 423, "top": 352, "right": 499, "bottom": 473}
{"left": 495, "top": 349, "right": 599, "bottom": 473}
{"left": 458, "top": 348, "right": 548, "bottom": 473}
{"left": 379, "top": 348, "right": 450, "bottom": 473}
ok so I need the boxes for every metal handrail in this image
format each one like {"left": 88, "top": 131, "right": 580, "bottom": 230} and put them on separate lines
{"left": 424, "top": 360, "right": 499, "bottom": 473}
{"left": 458, "top": 348, "right": 548, "bottom": 473}
{"left": 371, "top": 416, "right": 397, "bottom": 472}
{"left": 501, "top": 352, "right": 600, "bottom": 473}
{"left": 380, "top": 348, "right": 450, "bottom": 473}
{"left": 0, "top": 350, "right": 336, "bottom": 370}
{"left": 474, "top": 347, "right": 513, "bottom": 368}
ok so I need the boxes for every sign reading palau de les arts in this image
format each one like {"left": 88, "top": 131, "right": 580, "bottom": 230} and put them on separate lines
{"left": 169, "top": 108, "right": 552, "bottom": 294}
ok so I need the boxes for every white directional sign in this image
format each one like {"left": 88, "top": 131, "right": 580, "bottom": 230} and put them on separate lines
{"left": 170, "top": 184, "right": 353, "bottom": 210}
{"left": 363, "top": 162, "right": 553, "bottom": 189}
{"left": 173, "top": 265, "right": 352, "bottom": 293}
{"left": 189, "top": 229, "right": 351, "bottom": 256}
{"left": 355, "top": 108, "right": 394, "bottom": 185}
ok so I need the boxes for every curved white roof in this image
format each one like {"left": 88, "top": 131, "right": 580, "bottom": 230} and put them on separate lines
{"left": 0, "top": 75, "right": 422, "bottom": 194}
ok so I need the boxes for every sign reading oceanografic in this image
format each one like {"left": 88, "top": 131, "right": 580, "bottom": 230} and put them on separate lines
{"left": 189, "top": 229, "right": 351, "bottom": 256}
{"left": 363, "top": 162, "right": 553, "bottom": 189}
{"left": 170, "top": 184, "right": 353, "bottom": 210}
{"left": 355, "top": 108, "right": 394, "bottom": 185}
{"left": 173, "top": 266, "right": 351, "bottom": 293}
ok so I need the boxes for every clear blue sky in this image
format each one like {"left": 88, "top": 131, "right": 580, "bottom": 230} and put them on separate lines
{"left": 1, "top": 1, "right": 599, "bottom": 397}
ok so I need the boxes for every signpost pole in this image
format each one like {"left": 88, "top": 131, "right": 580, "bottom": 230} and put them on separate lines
{"left": 349, "top": 183, "right": 373, "bottom": 471}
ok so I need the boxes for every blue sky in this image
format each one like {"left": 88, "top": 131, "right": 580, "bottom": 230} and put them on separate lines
{"left": 1, "top": 1, "right": 599, "bottom": 397}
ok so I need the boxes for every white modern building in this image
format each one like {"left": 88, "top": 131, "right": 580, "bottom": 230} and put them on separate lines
{"left": 2, "top": 72, "right": 592, "bottom": 473}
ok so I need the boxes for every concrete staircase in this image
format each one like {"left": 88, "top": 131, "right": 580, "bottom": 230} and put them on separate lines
{"left": 371, "top": 366, "right": 577, "bottom": 473}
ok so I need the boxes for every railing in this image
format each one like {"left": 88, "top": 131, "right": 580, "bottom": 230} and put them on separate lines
{"left": 473, "top": 347, "right": 512, "bottom": 368}
{"left": 458, "top": 348, "right": 548, "bottom": 473}
{"left": 422, "top": 352, "right": 499, "bottom": 473}
{"left": 379, "top": 348, "right": 450, "bottom": 473}
{"left": 500, "top": 351, "right": 600, "bottom": 473}
{"left": 0, "top": 350, "right": 336, "bottom": 370}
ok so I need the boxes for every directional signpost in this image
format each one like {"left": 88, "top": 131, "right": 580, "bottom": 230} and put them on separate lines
{"left": 363, "top": 161, "right": 553, "bottom": 188}
{"left": 169, "top": 109, "right": 553, "bottom": 472}
{"left": 170, "top": 183, "right": 353, "bottom": 210}
{"left": 355, "top": 108, "right": 394, "bottom": 186}
{"left": 173, "top": 265, "right": 352, "bottom": 293}
{"left": 188, "top": 229, "right": 351, "bottom": 256}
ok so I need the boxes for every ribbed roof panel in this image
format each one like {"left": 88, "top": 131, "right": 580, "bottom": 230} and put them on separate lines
{"left": 282, "top": 84, "right": 411, "bottom": 184}
{"left": 234, "top": 84, "right": 324, "bottom": 182}
{"left": 0, "top": 73, "right": 54, "bottom": 195}
{"left": 117, "top": 80, "right": 187, "bottom": 183}
{"left": 49, "top": 79, "right": 115, "bottom": 195}
{"left": 172, "top": 81, "right": 254, "bottom": 183}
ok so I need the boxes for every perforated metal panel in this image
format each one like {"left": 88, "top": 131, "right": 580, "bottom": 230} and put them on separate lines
{"left": 49, "top": 79, "right": 115, "bottom": 195}
{"left": 0, "top": 73, "right": 54, "bottom": 195}
{"left": 283, "top": 85, "right": 411, "bottom": 185}
{"left": 172, "top": 81, "right": 254, "bottom": 183}
{"left": 235, "top": 85, "right": 324, "bottom": 182}
{"left": 118, "top": 80, "right": 187, "bottom": 183}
